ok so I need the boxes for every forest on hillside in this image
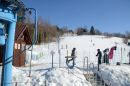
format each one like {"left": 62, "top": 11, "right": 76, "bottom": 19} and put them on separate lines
{"left": 16, "top": 6, "right": 130, "bottom": 44}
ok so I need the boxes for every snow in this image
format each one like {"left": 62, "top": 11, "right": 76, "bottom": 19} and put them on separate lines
{"left": 45, "top": 68, "right": 91, "bottom": 86}
{"left": 11, "top": 67, "right": 91, "bottom": 86}
{"left": 26, "top": 35, "right": 130, "bottom": 66}
{"left": 25, "top": 35, "right": 130, "bottom": 86}
{"left": 96, "top": 64, "right": 130, "bottom": 86}
{"left": 0, "top": 35, "right": 130, "bottom": 86}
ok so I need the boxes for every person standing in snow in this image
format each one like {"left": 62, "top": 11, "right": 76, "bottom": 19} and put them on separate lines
{"left": 106, "top": 48, "right": 109, "bottom": 64}
{"left": 103, "top": 48, "right": 109, "bottom": 64}
{"left": 96, "top": 49, "right": 102, "bottom": 71}
{"left": 109, "top": 46, "right": 117, "bottom": 64}
{"left": 68, "top": 48, "right": 76, "bottom": 65}
{"left": 71, "top": 48, "right": 76, "bottom": 57}
{"left": 103, "top": 49, "right": 107, "bottom": 63}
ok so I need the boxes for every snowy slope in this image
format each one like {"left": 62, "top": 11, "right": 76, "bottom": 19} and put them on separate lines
{"left": 24, "top": 35, "right": 130, "bottom": 86}
{"left": 26, "top": 35, "right": 130, "bottom": 66}
{"left": 1, "top": 35, "right": 130, "bottom": 86}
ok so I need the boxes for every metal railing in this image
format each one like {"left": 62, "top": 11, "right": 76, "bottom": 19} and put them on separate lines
{"left": 82, "top": 57, "right": 109, "bottom": 86}
{"left": 83, "top": 56, "right": 89, "bottom": 74}
{"left": 88, "top": 63, "right": 94, "bottom": 82}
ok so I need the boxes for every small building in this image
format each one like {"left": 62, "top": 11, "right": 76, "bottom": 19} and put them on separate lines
{"left": 13, "top": 24, "right": 32, "bottom": 67}
{"left": 0, "top": 24, "right": 32, "bottom": 67}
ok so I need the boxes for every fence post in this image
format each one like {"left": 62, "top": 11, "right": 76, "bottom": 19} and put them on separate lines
{"left": 15, "top": 82, "right": 17, "bottom": 86}
{"left": 83, "top": 57, "right": 88, "bottom": 74}
{"left": 45, "top": 80, "right": 46, "bottom": 86}
{"left": 50, "top": 50, "right": 55, "bottom": 68}
{"left": 121, "top": 47, "right": 122, "bottom": 63}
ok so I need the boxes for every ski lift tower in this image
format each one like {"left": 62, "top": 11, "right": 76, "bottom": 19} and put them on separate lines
{"left": 0, "top": 0, "right": 25, "bottom": 86}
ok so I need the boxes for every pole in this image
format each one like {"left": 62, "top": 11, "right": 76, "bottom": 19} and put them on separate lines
{"left": 0, "top": 4, "right": 17, "bottom": 86}
{"left": 27, "top": 8, "right": 38, "bottom": 77}
{"left": 121, "top": 47, "right": 122, "bottom": 63}
{"left": 51, "top": 50, "right": 55, "bottom": 68}
{"left": 129, "top": 52, "right": 130, "bottom": 64}
{"left": 98, "top": 62, "right": 99, "bottom": 71}
{"left": 29, "top": 49, "right": 33, "bottom": 77}
{"left": 66, "top": 44, "right": 68, "bottom": 56}
{"left": 27, "top": 8, "right": 38, "bottom": 44}
{"left": 3, "top": 22, "right": 17, "bottom": 86}
{"left": 89, "top": 63, "right": 94, "bottom": 82}
{"left": 83, "top": 57, "right": 88, "bottom": 74}
{"left": 57, "top": 33, "right": 61, "bottom": 68}
{"left": 52, "top": 52, "right": 54, "bottom": 68}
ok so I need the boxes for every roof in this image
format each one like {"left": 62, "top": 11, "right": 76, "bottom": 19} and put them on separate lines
{"left": 15, "top": 24, "right": 32, "bottom": 44}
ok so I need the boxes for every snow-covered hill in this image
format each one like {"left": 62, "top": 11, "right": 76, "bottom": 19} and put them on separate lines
{"left": 22, "top": 35, "right": 130, "bottom": 86}
{"left": 27, "top": 35, "right": 130, "bottom": 66}
{"left": 1, "top": 35, "right": 130, "bottom": 86}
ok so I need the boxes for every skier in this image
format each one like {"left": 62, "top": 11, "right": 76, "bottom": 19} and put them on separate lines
{"left": 96, "top": 49, "right": 102, "bottom": 71}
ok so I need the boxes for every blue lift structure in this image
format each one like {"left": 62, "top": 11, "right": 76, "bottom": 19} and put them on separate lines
{"left": 0, "top": 0, "right": 37, "bottom": 86}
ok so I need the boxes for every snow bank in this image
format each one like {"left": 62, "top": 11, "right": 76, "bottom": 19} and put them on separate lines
{"left": 11, "top": 67, "right": 91, "bottom": 86}
{"left": 97, "top": 64, "right": 130, "bottom": 86}
{"left": 12, "top": 67, "right": 31, "bottom": 86}
{"left": 45, "top": 68, "right": 91, "bottom": 86}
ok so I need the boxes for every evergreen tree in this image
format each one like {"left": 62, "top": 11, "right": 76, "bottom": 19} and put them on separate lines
{"left": 90, "top": 26, "right": 95, "bottom": 35}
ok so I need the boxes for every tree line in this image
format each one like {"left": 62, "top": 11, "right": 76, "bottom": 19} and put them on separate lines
{"left": 76, "top": 26, "right": 130, "bottom": 38}
{"left": 16, "top": 8, "right": 130, "bottom": 44}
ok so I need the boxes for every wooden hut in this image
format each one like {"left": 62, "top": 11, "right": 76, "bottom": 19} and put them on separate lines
{"left": 13, "top": 24, "right": 32, "bottom": 67}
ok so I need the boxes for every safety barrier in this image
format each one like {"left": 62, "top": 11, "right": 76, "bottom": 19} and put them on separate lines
{"left": 83, "top": 56, "right": 95, "bottom": 81}
{"left": 88, "top": 63, "right": 94, "bottom": 82}
{"left": 83, "top": 56, "right": 111, "bottom": 86}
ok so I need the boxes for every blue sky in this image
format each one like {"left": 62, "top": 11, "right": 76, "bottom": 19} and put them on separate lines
{"left": 22, "top": 0, "right": 130, "bottom": 33}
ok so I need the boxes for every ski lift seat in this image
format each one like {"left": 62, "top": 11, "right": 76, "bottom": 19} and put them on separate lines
{"left": 0, "top": 28, "right": 5, "bottom": 45}
{"left": 65, "top": 56, "right": 75, "bottom": 69}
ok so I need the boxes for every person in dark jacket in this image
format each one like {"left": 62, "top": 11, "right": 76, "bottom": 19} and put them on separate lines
{"left": 96, "top": 49, "right": 102, "bottom": 64}
{"left": 103, "top": 49, "right": 106, "bottom": 63}
{"left": 71, "top": 48, "right": 76, "bottom": 57}
{"left": 68, "top": 48, "right": 76, "bottom": 64}
{"left": 106, "top": 48, "right": 109, "bottom": 64}
{"left": 96, "top": 49, "right": 102, "bottom": 71}
{"left": 103, "top": 48, "right": 109, "bottom": 64}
